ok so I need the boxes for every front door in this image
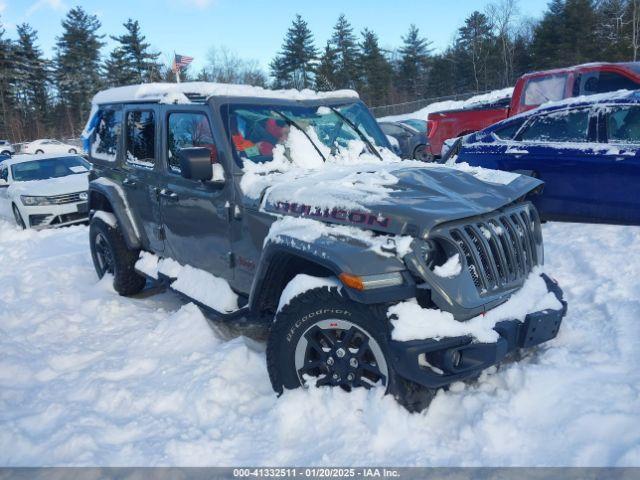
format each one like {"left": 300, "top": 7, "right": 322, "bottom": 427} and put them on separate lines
{"left": 158, "top": 106, "right": 233, "bottom": 278}
{"left": 599, "top": 104, "right": 640, "bottom": 224}
{"left": 501, "top": 107, "right": 601, "bottom": 222}
{"left": 121, "top": 105, "right": 164, "bottom": 252}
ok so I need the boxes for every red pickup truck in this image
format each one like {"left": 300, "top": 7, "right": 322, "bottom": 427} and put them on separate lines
{"left": 427, "top": 62, "right": 640, "bottom": 158}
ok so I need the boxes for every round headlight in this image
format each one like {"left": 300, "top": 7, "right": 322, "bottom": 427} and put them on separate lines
{"left": 79, "top": 191, "right": 88, "bottom": 201}
{"left": 418, "top": 240, "right": 446, "bottom": 269}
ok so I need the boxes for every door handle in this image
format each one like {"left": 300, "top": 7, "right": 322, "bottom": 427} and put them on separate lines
{"left": 159, "top": 188, "right": 179, "bottom": 201}
{"left": 123, "top": 178, "right": 137, "bottom": 188}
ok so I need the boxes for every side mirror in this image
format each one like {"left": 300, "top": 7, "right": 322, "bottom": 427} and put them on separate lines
{"left": 177, "top": 147, "right": 221, "bottom": 183}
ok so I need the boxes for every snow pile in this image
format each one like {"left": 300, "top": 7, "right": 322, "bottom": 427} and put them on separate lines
{"left": 433, "top": 254, "right": 461, "bottom": 278}
{"left": 443, "top": 161, "right": 521, "bottom": 185}
{"left": 389, "top": 269, "right": 563, "bottom": 343}
{"left": 135, "top": 251, "right": 239, "bottom": 313}
{"left": 277, "top": 274, "right": 341, "bottom": 312}
{"left": 0, "top": 219, "right": 640, "bottom": 466}
{"left": 240, "top": 129, "right": 402, "bottom": 209}
{"left": 266, "top": 215, "right": 414, "bottom": 259}
{"left": 381, "top": 87, "right": 514, "bottom": 122}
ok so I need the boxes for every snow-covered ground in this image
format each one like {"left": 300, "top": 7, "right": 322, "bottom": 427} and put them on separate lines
{"left": 1, "top": 217, "right": 639, "bottom": 466}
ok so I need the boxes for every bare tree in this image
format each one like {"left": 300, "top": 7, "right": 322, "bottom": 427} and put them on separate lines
{"left": 487, "top": 0, "right": 519, "bottom": 87}
{"left": 201, "top": 46, "right": 267, "bottom": 87}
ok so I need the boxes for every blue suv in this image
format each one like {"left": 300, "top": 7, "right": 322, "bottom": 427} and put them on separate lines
{"left": 453, "top": 90, "right": 640, "bottom": 225}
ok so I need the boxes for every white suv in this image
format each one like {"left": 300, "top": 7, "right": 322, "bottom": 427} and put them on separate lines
{"left": 0, "top": 154, "right": 90, "bottom": 229}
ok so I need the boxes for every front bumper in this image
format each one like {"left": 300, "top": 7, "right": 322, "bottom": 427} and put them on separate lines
{"left": 22, "top": 201, "right": 89, "bottom": 229}
{"left": 389, "top": 274, "right": 567, "bottom": 389}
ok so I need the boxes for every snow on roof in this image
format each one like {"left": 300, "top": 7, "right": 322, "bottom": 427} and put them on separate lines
{"left": 91, "top": 82, "right": 359, "bottom": 106}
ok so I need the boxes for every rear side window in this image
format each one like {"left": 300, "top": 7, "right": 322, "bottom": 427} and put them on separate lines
{"left": 576, "top": 72, "right": 640, "bottom": 96}
{"left": 92, "top": 109, "right": 122, "bottom": 162}
{"left": 522, "top": 75, "right": 567, "bottom": 106}
{"left": 125, "top": 110, "right": 155, "bottom": 168}
{"left": 167, "top": 112, "right": 217, "bottom": 174}
{"left": 519, "top": 109, "right": 590, "bottom": 143}
{"left": 607, "top": 105, "right": 640, "bottom": 144}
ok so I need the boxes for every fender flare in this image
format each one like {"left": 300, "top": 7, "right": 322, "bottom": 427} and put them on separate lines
{"left": 249, "top": 239, "right": 415, "bottom": 314}
{"left": 88, "top": 179, "right": 141, "bottom": 249}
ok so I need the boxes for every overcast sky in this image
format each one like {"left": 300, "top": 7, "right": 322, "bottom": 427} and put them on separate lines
{"left": 1, "top": 0, "right": 549, "bottom": 71}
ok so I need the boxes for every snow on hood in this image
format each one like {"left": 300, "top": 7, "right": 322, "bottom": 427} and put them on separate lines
{"left": 242, "top": 130, "right": 543, "bottom": 236}
{"left": 8, "top": 173, "right": 89, "bottom": 197}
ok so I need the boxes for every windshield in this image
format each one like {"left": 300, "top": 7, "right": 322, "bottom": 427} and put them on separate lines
{"left": 223, "top": 102, "right": 389, "bottom": 165}
{"left": 11, "top": 156, "right": 90, "bottom": 182}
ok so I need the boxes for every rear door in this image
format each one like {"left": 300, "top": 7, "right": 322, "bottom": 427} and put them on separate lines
{"left": 496, "top": 108, "right": 602, "bottom": 221}
{"left": 597, "top": 103, "right": 640, "bottom": 224}
{"left": 121, "top": 105, "right": 165, "bottom": 252}
{"left": 158, "top": 105, "right": 233, "bottom": 278}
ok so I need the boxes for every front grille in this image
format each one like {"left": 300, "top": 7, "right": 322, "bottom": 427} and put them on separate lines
{"left": 442, "top": 204, "right": 542, "bottom": 294}
{"left": 46, "top": 192, "right": 85, "bottom": 204}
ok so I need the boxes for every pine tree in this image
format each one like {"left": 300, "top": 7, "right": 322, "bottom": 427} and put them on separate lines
{"left": 531, "top": 0, "right": 568, "bottom": 68}
{"left": 0, "top": 17, "right": 17, "bottom": 140}
{"left": 315, "top": 41, "right": 339, "bottom": 90}
{"left": 397, "top": 24, "right": 432, "bottom": 99}
{"left": 358, "top": 28, "right": 393, "bottom": 106}
{"left": 54, "top": 6, "right": 105, "bottom": 137}
{"left": 107, "top": 19, "right": 161, "bottom": 85}
{"left": 14, "top": 23, "right": 50, "bottom": 138}
{"left": 270, "top": 14, "right": 318, "bottom": 89}
{"left": 456, "top": 11, "right": 496, "bottom": 92}
{"left": 330, "top": 14, "right": 359, "bottom": 89}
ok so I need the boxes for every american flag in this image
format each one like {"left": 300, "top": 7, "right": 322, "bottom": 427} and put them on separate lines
{"left": 172, "top": 54, "right": 194, "bottom": 72}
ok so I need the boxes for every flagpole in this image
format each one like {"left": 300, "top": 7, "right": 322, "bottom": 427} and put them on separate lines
{"left": 173, "top": 51, "right": 181, "bottom": 84}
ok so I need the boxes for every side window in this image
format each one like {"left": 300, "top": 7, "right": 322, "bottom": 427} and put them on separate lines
{"left": 578, "top": 72, "right": 640, "bottom": 96}
{"left": 125, "top": 110, "right": 155, "bottom": 168}
{"left": 519, "top": 109, "right": 590, "bottom": 143}
{"left": 493, "top": 119, "right": 526, "bottom": 140}
{"left": 380, "top": 124, "right": 404, "bottom": 136}
{"left": 0, "top": 166, "right": 7, "bottom": 181}
{"left": 522, "top": 75, "right": 567, "bottom": 106}
{"left": 607, "top": 105, "right": 640, "bottom": 144}
{"left": 91, "top": 109, "right": 122, "bottom": 162}
{"left": 167, "top": 112, "right": 219, "bottom": 176}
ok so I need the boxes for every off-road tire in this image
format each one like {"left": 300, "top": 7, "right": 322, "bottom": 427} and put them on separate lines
{"left": 266, "top": 286, "right": 436, "bottom": 412}
{"left": 89, "top": 216, "right": 146, "bottom": 296}
{"left": 12, "top": 204, "right": 26, "bottom": 229}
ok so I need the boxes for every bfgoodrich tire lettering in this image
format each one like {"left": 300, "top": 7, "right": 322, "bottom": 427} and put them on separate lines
{"left": 267, "top": 286, "right": 436, "bottom": 412}
{"left": 89, "top": 216, "right": 146, "bottom": 296}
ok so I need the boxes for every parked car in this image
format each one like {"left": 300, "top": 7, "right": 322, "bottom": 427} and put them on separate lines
{"left": 0, "top": 140, "right": 15, "bottom": 156}
{"left": 428, "top": 62, "right": 640, "bottom": 159}
{"left": 84, "top": 82, "right": 566, "bottom": 411}
{"left": 21, "top": 139, "right": 81, "bottom": 155}
{"left": 378, "top": 121, "right": 430, "bottom": 160}
{"left": 451, "top": 90, "right": 640, "bottom": 225}
{"left": 399, "top": 119, "right": 428, "bottom": 135}
{"left": 0, "top": 154, "right": 90, "bottom": 229}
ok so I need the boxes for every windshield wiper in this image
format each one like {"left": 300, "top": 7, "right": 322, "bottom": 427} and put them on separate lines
{"left": 329, "top": 107, "right": 383, "bottom": 160}
{"left": 273, "top": 110, "right": 328, "bottom": 163}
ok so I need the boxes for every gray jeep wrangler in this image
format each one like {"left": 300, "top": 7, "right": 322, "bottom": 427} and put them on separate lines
{"left": 84, "top": 83, "right": 567, "bottom": 411}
